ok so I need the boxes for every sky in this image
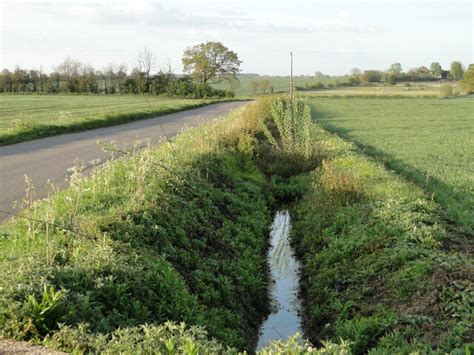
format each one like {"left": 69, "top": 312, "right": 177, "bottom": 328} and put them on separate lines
{"left": 1, "top": 0, "right": 472, "bottom": 75}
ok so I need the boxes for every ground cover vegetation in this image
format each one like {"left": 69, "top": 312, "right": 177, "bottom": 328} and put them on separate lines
{"left": 0, "top": 96, "right": 223, "bottom": 145}
{"left": 0, "top": 95, "right": 472, "bottom": 353}
{"left": 0, "top": 101, "right": 274, "bottom": 352}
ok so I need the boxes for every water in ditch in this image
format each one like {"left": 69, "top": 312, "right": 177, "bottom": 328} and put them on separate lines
{"left": 257, "top": 210, "right": 302, "bottom": 350}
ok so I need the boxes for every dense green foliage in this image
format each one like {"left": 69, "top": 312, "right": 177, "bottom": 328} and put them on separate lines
{"left": 309, "top": 97, "right": 474, "bottom": 234}
{"left": 0, "top": 95, "right": 222, "bottom": 145}
{"left": 0, "top": 102, "right": 272, "bottom": 352}
{"left": 289, "top": 127, "right": 473, "bottom": 354}
{"left": 182, "top": 41, "right": 241, "bottom": 84}
{"left": 45, "top": 322, "right": 234, "bottom": 353}
{"left": 461, "top": 64, "right": 474, "bottom": 94}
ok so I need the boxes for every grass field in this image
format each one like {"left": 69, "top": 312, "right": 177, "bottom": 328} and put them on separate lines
{"left": 309, "top": 96, "right": 474, "bottom": 234}
{"left": 213, "top": 74, "right": 346, "bottom": 95}
{"left": 306, "top": 83, "right": 448, "bottom": 97}
{"left": 0, "top": 95, "right": 220, "bottom": 145}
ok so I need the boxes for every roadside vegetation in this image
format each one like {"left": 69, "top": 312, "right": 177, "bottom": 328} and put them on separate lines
{"left": 0, "top": 101, "right": 273, "bottom": 352}
{"left": 309, "top": 96, "right": 474, "bottom": 234}
{"left": 0, "top": 96, "right": 223, "bottom": 145}
{"left": 0, "top": 95, "right": 472, "bottom": 353}
{"left": 257, "top": 96, "right": 472, "bottom": 353}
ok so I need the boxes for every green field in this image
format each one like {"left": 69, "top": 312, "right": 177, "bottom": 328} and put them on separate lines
{"left": 309, "top": 96, "right": 474, "bottom": 233}
{"left": 213, "top": 74, "right": 345, "bottom": 95}
{"left": 0, "top": 95, "right": 219, "bottom": 144}
{"left": 306, "top": 83, "right": 449, "bottom": 97}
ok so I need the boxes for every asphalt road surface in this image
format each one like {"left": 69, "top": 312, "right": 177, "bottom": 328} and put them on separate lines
{"left": 0, "top": 101, "right": 247, "bottom": 223}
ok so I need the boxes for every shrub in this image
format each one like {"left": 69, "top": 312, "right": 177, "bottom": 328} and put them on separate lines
{"left": 439, "top": 84, "right": 453, "bottom": 98}
{"left": 460, "top": 64, "right": 474, "bottom": 93}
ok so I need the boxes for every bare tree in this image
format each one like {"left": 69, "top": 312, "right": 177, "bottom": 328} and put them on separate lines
{"left": 163, "top": 58, "right": 174, "bottom": 80}
{"left": 57, "top": 57, "right": 82, "bottom": 92}
{"left": 137, "top": 48, "right": 156, "bottom": 93}
{"left": 38, "top": 66, "right": 45, "bottom": 93}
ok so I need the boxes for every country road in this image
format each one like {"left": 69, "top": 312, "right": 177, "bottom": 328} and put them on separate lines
{"left": 0, "top": 101, "right": 247, "bottom": 223}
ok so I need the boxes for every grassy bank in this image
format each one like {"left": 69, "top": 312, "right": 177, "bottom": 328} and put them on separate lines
{"left": 0, "top": 95, "right": 223, "bottom": 145}
{"left": 0, "top": 102, "right": 274, "bottom": 352}
{"left": 290, "top": 126, "right": 473, "bottom": 353}
{"left": 309, "top": 96, "right": 474, "bottom": 234}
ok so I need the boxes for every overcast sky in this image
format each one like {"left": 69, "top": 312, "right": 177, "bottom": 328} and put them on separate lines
{"left": 1, "top": 0, "right": 472, "bottom": 75}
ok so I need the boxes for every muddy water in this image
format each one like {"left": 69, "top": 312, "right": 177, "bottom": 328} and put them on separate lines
{"left": 257, "top": 210, "right": 302, "bottom": 350}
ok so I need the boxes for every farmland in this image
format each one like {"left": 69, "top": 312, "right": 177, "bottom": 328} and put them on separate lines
{"left": 212, "top": 74, "right": 347, "bottom": 95}
{"left": 306, "top": 83, "right": 451, "bottom": 97}
{"left": 0, "top": 95, "right": 220, "bottom": 144}
{"left": 309, "top": 96, "right": 474, "bottom": 234}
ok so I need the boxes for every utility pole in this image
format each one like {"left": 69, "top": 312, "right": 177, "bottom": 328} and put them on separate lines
{"left": 289, "top": 51, "right": 294, "bottom": 100}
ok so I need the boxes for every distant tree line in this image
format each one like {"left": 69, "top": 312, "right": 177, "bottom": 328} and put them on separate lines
{"left": 0, "top": 42, "right": 241, "bottom": 98}
{"left": 296, "top": 61, "right": 471, "bottom": 93}
{"left": 348, "top": 61, "right": 467, "bottom": 85}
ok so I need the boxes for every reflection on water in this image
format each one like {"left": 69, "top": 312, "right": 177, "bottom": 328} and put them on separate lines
{"left": 257, "top": 210, "right": 302, "bottom": 350}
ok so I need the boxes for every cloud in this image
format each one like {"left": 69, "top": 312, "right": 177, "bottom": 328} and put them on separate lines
{"left": 20, "top": 1, "right": 381, "bottom": 35}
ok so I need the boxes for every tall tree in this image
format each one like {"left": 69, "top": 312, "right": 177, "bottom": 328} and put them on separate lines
{"left": 250, "top": 80, "right": 260, "bottom": 95}
{"left": 460, "top": 64, "right": 474, "bottom": 93}
{"left": 137, "top": 48, "right": 156, "bottom": 94}
{"left": 430, "top": 62, "right": 442, "bottom": 78}
{"left": 182, "top": 41, "right": 241, "bottom": 83}
{"left": 387, "top": 63, "right": 402, "bottom": 75}
{"left": 450, "top": 61, "right": 464, "bottom": 80}
{"left": 260, "top": 79, "right": 271, "bottom": 94}
{"left": 350, "top": 68, "right": 362, "bottom": 76}
{"left": 57, "top": 57, "right": 82, "bottom": 92}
